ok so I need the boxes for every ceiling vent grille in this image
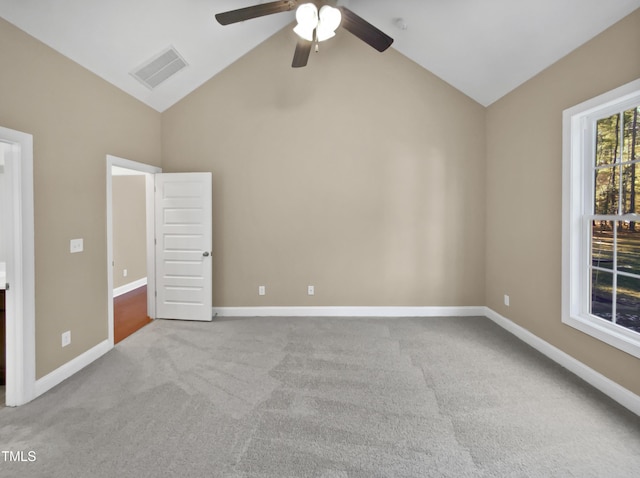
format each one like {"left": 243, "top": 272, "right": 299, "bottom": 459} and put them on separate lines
{"left": 131, "top": 47, "right": 188, "bottom": 90}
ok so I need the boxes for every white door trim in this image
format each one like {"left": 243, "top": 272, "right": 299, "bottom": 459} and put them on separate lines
{"left": 0, "top": 126, "right": 35, "bottom": 407}
{"left": 106, "top": 155, "right": 161, "bottom": 347}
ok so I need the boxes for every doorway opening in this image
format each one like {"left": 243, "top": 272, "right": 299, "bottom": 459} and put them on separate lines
{"left": 106, "top": 156, "right": 161, "bottom": 347}
{"left": 0, "top": 126, "right": 35, "bottom": 407}
{"left": 1, "top": 141, "right": 9, "bottom": 404}
{"left": 111, "top": 166, "right": 151, "bottom": 342}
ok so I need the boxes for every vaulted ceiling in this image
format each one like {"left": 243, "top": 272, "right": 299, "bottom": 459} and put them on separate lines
{"left": 1, "top": 0, "right": 639, "bottom": 112}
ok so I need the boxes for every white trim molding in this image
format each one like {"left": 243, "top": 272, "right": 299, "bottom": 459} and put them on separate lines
{"left": 485, "top": 307, "right": 640, "bottom": 417}
{"left": 212, "top": 305, "right": 486, "bottom": 318}
{"left": 113, "top": 277, "right": 147, "bottom": 298}
{"left": 34, "top": 339, "right": 110, "bottom": 399}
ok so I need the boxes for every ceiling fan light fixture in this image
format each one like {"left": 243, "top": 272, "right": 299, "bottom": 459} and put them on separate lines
{"left": 215, "top": 1, "right": 394, "bottom": 68}
{"left": 293, "top": 3, "right": 318, "bottom": 41}
{"left": 316, "top": 5, "right": 342, "bottom": 42}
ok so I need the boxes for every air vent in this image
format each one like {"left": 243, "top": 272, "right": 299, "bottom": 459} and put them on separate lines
{"left": 131, "top": 47, "right": 188, "bottom": 90}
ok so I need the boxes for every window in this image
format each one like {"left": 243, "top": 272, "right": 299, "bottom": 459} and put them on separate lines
{"left": 563, "top": 79, "right": 640, "bottom": 359}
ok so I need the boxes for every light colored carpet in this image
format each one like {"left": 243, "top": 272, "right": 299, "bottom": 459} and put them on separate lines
{"left": 0, "top": 316, "right": 639, "bottom": 477}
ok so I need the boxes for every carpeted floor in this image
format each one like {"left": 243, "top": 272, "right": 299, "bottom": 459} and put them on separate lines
{"left": 0, "top": 316, "right": 639, "bottom": 477}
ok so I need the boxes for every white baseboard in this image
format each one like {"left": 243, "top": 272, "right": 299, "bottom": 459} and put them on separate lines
{"left": 212, "top": 305, "right": 486, "bottom": 318}
{"left": 484, "top": 307, "right": 640, "bottom": 416}
{"left": 33, "top": 339, "right": 111, "bottom": 399}
{"left": 113, "top": 277, "right": 147, "bottom": 298}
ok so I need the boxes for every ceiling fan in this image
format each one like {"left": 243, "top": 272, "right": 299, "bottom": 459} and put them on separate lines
{"left": 215, "top": 1, "right": 394, "bottom": 68}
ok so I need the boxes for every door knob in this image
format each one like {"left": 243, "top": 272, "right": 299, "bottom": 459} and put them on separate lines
{"left": 203, "top": 251, "right": 210, "bottom": 257}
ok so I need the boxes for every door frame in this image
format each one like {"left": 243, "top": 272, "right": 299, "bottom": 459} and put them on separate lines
{"left": 0, "top": 126, "right": 35, "bottom": 407}
{"left": 106, "top": 155, "right": 161, "bottom": 347}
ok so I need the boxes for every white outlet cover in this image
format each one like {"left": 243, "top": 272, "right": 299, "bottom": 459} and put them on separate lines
{"left": 70, "top": 238, "right": 83, "bottom": 253}
{"left": 61, "top": 331, "right": 71, "bottom": 347}
{"left": 258, "top": 286, "right": 266, "bottom": 296}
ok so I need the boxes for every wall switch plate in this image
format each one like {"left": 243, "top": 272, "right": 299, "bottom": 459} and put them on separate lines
{"left": 123, "top": 269, "right": 128, "bottom": 277}
{"left": 61, "top": 331, "right": 71, "bottom": 347}
{"left": 258, "top": 285, "right": 266, "bottom": 296}
{"left": 308, "top": 285, "right": 315, "bottom": 296}
{"left": 70, "top": 238, "right": 83, "bottom": 253}
{"left": 504, "top": 295, "right": 510, "bottom": 307}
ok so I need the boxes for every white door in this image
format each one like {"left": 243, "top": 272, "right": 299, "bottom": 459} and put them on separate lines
{"left": 155, "top": 172, "right": 212, "bottom": 321}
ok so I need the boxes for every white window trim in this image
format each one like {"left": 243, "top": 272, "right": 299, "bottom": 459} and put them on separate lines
{"left": 562, "top": 78, "right": 640, "bottom": 359}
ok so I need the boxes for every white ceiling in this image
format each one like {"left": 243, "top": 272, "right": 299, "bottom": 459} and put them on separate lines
{"left": 1, "top": 0, "right": 638, "bottom": 112}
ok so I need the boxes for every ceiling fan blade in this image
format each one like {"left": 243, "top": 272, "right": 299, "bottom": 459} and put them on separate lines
{"left": 338, "top": 7, "right": 394, "bottom": 52}
{"left": 292, "top": 39, "right": 312, "bottom": 68}
{"left": 215, "top": 1, "right": 297, "bottom": 26}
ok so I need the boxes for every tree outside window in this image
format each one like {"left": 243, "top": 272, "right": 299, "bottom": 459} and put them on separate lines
{"left": 591, "top": 106, "right": 640, "bottom": 334}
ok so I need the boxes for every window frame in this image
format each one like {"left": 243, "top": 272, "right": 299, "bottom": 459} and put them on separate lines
{"left": 562, "top": 78, "right": 640, "bottom": 359}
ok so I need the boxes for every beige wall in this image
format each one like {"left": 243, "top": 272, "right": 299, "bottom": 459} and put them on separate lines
{"left": 112, "top": 175, "right": 147, "bottom": 289}
{"left": 162, "top": 27, "right": 486, "bottom": 308}
{"left": 486, "top": 9, "right": 640, "bottom": 395}
{"left": 0, "top": 18, "right": 161, "bottom": 378}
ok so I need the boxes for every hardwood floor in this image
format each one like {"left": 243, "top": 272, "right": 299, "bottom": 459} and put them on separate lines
{"left": 114, "top": 285, "right": 152, "bottom": 344}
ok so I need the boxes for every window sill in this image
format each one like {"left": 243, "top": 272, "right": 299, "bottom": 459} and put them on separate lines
{"left": 563, "top": 314, "right": 640, "bottom": 359}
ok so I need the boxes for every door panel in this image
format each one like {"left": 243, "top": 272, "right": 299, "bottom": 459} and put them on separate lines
{"left": 155, "top": 173, "right": 212, "bottom": 321}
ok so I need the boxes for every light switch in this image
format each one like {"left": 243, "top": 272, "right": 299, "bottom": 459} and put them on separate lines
{"left": 70, "top": 238, "right": 83, "bottom": 253}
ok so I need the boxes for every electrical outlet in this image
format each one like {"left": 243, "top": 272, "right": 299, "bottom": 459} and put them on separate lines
{"left": 258, "top": 285, "right": 266, "bottom": 296}
{"left": 123, "top": 269, "right": 128, "bottom": 277}
{"left": 504, "top": 294, "right": 510, "bottom": 307}
{"left": 70, "top": 238, "right": 83, "bottom": 253}
{"left": 61, "top": 331, "right": 71, "bottom": 347}
{"left": 308, "top": 285, "right": 315, "bottom": 296}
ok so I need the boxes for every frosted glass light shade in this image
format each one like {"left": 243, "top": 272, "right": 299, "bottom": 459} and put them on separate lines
{"left": 293, "top": 3, "right": 318, "bottom": 41}
{"left": 316, "top": 5, "right": 342, "bottom": 42}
